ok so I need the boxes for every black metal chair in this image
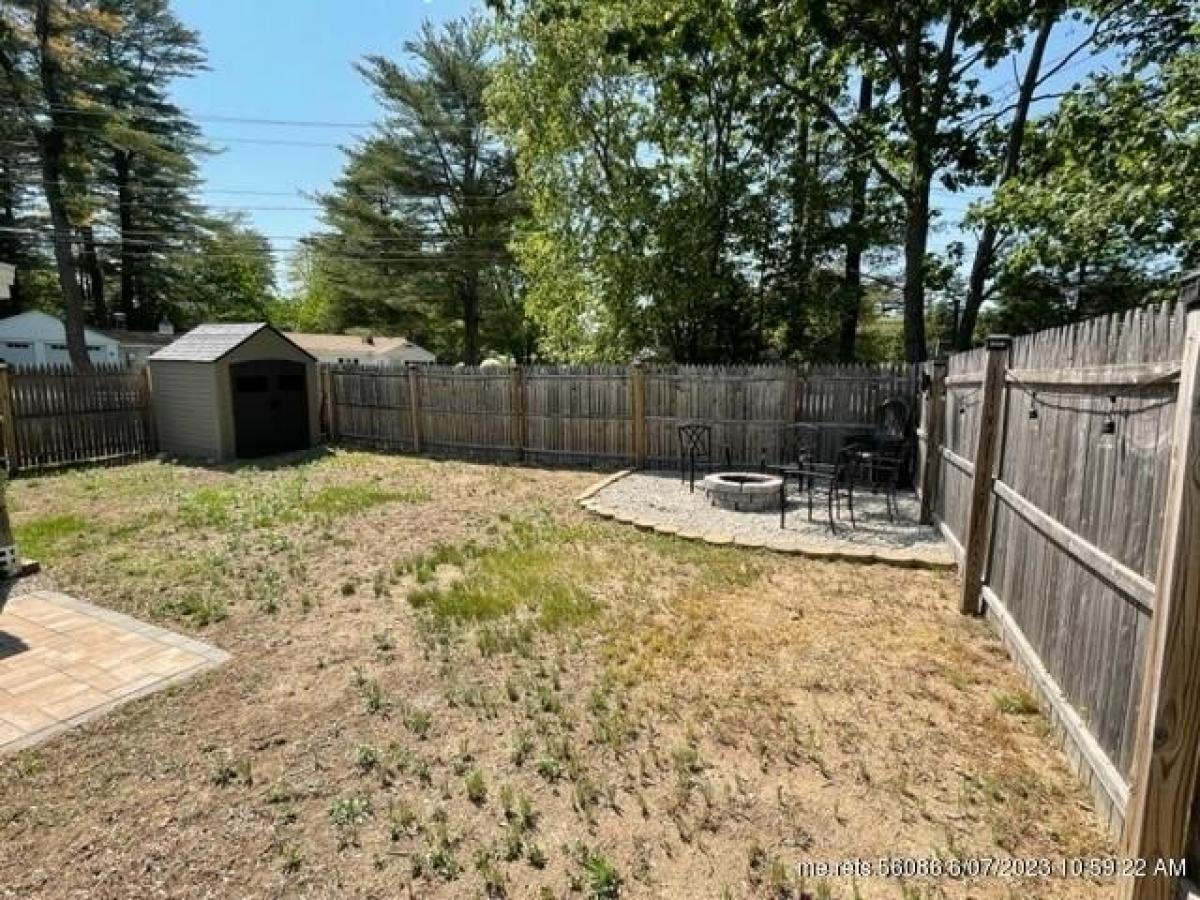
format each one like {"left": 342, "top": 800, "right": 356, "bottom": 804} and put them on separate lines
{"left": 677, "top": 423, "right": 714, "bottom": 493}
{"left": 767, "top": 423, "right": 819, "bottom": 507}
{"left": 780, "top": 444, "right": 859, "bottom": 533}
{"left": 850, "top": 397, "right": 913, "bottom": 522}
{"left": 780, "top": 423, "right": 820, "bottom": 468}
{"left": 877, "top": 397, "right": 910, "bottom": 440}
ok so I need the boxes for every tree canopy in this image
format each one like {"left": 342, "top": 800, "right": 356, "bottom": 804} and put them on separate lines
{"left": 0, "top": 0, "right": 280, "bottom": 362}
{"left": 1, "top": 1, "right": 1195, "bottom": 368}
{"left": 293, "top": 17, "right": 527, "bottom": 365}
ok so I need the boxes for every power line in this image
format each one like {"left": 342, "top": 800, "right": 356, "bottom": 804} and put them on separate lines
{"left": 0, "top": 133, "right": 359, "bottom": 149}
{"left": 7, "top": 237, "right": 510, "bottom": 263}
{"left": 0, "top": 225, "right": 512, "bottom": 248}
{"left": 0, "top": 102, "right": 482, "bottom": 129}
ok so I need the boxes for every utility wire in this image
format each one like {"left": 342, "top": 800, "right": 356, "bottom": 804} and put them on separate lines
{"left": 0, "top": 225, "right": 516, "bottom": 243}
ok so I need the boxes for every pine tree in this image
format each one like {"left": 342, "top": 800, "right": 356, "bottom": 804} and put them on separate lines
{"left": 312, "top": 16, "right": 522, "bottom": 364}
{"left": 88, "top": 0, "right": 207, "bottom": 328}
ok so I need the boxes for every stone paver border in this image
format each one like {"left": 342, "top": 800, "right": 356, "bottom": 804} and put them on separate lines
{"left": 574, "top": 469, "right": 635, "bottom": 502}
{"left": 0, "top": 590, "right": 230, "bottom": 754}
{"left": 575, "top": 469, "right": 957, "bottom": 570}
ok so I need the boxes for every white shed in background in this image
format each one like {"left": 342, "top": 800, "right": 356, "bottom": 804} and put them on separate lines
{"left": 0, "top": 263, "right": 14, "bottom": 301}
{"left": 0, "top": 310, "right": 121, "bottom": 369}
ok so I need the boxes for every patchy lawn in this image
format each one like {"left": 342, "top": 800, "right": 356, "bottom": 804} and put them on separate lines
{"left": 0, "top": 451, "right": 1111, "bottom": 898}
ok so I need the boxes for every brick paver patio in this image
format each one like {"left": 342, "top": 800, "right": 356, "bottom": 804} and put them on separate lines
{"left": 0, "top": 589, "right": 229, "bottom": 753}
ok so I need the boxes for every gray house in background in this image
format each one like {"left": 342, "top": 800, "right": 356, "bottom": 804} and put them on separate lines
{"left": 148, "top": 323, "right": 318, "bottom": 462}
{"left": 102, "top": 321, "right": 180, "bottom": 368}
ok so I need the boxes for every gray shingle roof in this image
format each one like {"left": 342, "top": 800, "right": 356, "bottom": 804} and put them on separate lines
{"left": 149, "top": 322, "right": 268, "bottom": 362}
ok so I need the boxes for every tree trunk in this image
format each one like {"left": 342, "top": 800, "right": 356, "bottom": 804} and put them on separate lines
{"left": 785, "top": 88, "right": 812, "bottom": 358}
{"left": 39, "top": 140, "right": 91, "bottom": 369}
{"left": 81, "top": 225, "right": 106, "bottom": 326}
{"left": 0, "top": 476, "right": 12, "bottom": 548}
{"left": 839, "top": 76, "right": 873, "bottom": 361}
{"left": 462, "top": 270, "right": 481, "bottom": 366}
{"left": 957, "top": 15, "right": 1055, "bottom": 350}
{"left": 0, "top": 164, "right": 20, "bottom": 316}
{"left": 114, "top": 151, "right": 137, "bottom": 323}
{"left": 902, "top": 163, "right": 931, "bottom": 364}
{"left": 34, "top": 0, "right": 91, "bottom": 370}
{"left": 0, "top": 475, "right": 15, "bottom": 576}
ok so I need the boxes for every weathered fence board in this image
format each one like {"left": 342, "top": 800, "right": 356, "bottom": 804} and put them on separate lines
{"left": 933, "top": 347, "right": 987, "bottom": 553}
{"left": 325, "top": 362, "right": 919, "bottom": 471}
{"left": 327, "top": 365, "right": 414, "bottom": 451}
{"left": 918, "top": 298, "right": 1192, "bottom": 849}
{"left": 417, "top": 366, "right": 516, "bottom": 458}
{"left": 524, "top": 365, "right": 631, "bottom": 466}
{"left": 644, "top": 365, "right": 795, "bottom": 469}
{"left": 795, "top": 364, "right": 918, "bottom": 464}
{"left": 0, "top": 365, "right": 154, "bottom": 473}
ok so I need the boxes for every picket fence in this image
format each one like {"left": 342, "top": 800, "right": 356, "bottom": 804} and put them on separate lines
{"left": 0, "top": 365, "right": 155, "bottom": 473}
{"left": 323, "top": 361, "right": 918, "bottom": 469}
{"left": 916, "top": 284, "right": 1200, "bottom": 898}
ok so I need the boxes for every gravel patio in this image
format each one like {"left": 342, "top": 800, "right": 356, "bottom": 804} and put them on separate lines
{"left": 581, "top": 470, "right": 955, "bottom": 567}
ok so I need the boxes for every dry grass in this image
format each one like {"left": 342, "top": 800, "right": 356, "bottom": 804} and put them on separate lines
{"left": 0, "top": 451, "right": 1112, "bottom": 898}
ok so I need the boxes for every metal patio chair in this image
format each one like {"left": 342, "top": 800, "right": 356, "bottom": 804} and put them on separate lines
{"left": 780, "top": 443, "right": 859, "bottom": 533}
{"left": 851, "top": 397, "right": 913, "bottom": 522}
{"left": 677, "top": 422, "right": 714, "bottom": 493}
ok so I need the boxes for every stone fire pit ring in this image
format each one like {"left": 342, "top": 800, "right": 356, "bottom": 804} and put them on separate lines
{"left": 702, "top": 472, "right": 783, "bottom": 512}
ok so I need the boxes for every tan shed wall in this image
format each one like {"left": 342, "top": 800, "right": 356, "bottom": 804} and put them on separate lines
{"left": 214, "top": 331, "right": 320, "bottom": 460}
{"left": 147, "top": 360, "right": 224, "bottom": 460}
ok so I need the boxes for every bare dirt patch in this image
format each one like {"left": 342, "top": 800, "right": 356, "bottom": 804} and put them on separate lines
{"left": 0, "top": 452, "right": 1112, "bottom": 898}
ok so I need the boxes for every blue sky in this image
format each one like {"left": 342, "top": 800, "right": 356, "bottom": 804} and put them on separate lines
{"left": 166, "top": 2, "right": 1112, "bottom": 288}
{"left": 169, "top": 0, "right": 477, "bottom": 283}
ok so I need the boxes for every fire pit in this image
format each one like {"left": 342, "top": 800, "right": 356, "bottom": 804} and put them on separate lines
{"left": 702, "top": 472, "right": 783, "bottom": 512}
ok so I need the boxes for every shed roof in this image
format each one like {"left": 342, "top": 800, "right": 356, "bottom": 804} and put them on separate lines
{"left": 150, "top": 323, "right": 314, "bottom": 363}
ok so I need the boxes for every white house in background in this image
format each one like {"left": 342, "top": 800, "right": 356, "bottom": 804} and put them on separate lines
{"left": 0, "top": 263, "right": 14, "bottom": 301}
{"left": 0, "top": 310, "right": 120, "bottom": 368}
{"left": 284, "top": 332, "right": 435, "bottom": 366}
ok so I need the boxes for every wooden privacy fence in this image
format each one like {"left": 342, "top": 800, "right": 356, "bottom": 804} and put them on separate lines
{"left": 324, "top": 362, "right": 918, "bottom": 468}
{"left": 916, "top": 283, "right": 1200, "bottom": 899}
{"left": 0, "top": 365, "right": 155, "bottom": 474}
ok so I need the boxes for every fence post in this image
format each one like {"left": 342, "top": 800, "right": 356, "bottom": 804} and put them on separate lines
{"left": 140, "top": 367, "right": 157, "bottom": 454}
{"left": 318, "top": 366, "right": 332, "bottom": 440}
{"left": 1120, "top": 284, "right": 1200, "bottom": 900}
{"left": 630, "top": 362, "right": 647, "bottom": 468}
{"left": 510, "top": 365, "right": 526, "bottom": 462}
{"left": 328, "top": 367, "right": 343, "bottom": 442}
{"left": 785, "top": 365, "right": 799, "bottom": 423}
{"left": 0, "top": 365, "right": 16, "bottom": 474}
{"left": 919, "top": 358, "right": 947, "bottom": 525}
{"left": 406, "top": 364, "right": 422, "bottom": 454}
{"left": 960, "top": 335, "right": 1010, "bottom": 615}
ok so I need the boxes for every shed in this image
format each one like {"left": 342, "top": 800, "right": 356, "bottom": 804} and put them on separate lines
{"left": 148, "top": 323, "right": 319, "bottom": 462}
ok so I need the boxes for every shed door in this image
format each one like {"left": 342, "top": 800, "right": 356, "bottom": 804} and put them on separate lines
{"left": 230, "top": 360, "right": 310, "bottom": 458}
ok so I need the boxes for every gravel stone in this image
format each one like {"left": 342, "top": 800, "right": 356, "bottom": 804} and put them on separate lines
{"left": 585, "top": 471, "right": 955, "bottom": 567}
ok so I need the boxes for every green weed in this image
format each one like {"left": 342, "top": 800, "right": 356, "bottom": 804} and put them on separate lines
{"left": 406, "top": 522, "right": 598, "bottom": 630}
{"left": 304, "top": 482, "right": 428, "bottom": 517}
{"left": 465, "top": 772, "right": 489, "bottom": 806}
{"left": 577, "top": 846, "right": 622, "bottom": 899}
{"left": 994, "top": 690, "right": 1039, "bottom": 716}
{"left": 161, "top": 593, "right": 227, "bottom": 627}
{"left": 14, "top": 513, "right": 89, "bottom": 560}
